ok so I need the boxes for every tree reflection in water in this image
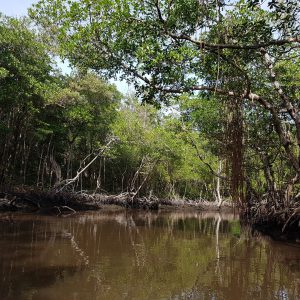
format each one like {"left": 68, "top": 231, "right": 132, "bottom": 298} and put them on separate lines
{"left": 0, "top": 211, "right": 299, "bottom": 300}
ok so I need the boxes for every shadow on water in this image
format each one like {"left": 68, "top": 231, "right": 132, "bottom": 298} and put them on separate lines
{"left": 0, "top": 210, "right": 299, "bottom": 300}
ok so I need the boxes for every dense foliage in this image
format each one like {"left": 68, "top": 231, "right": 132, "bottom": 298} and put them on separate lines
{"left": 0, "top": 15, "right": 54, "bottom": 184}
{"left": 0, "top": 15, "right": 219, "bottom": 200}
{"left": 28, "top": 0, "right": 300, "bottom": 207}
{"left": 2, "top": 0, "right": 300, "bottom": 210}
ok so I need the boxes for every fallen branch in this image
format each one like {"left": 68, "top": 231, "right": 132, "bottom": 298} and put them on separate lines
{"left": 55, "top": 138, "right": 116, "bottom": 192}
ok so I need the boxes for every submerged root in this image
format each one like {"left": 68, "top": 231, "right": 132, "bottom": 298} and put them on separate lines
{"left": 0, "top": 189, "right": 210, "bottom": 214}
{"left": 93, "top": 192, "right": 160, "bottom": 210}
{"left": 282, "top": 207, "right": 300, "bottom": 232}
{"left": 0, "top": 190, "right": 99, "bottom": 214}
{"left": 241, "top": 195, "right": 300, "bottom": 239}
{"left": 0, "top": 190, "right": 163, "bottom": 214}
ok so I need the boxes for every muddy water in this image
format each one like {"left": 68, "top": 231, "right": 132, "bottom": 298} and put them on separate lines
{"left": 0, "top": 211, "right": 299, "bottom": 300}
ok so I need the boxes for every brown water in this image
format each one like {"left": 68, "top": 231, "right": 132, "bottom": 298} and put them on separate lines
{"left": 0, "top": 211, "right": 299, "bottom": 300}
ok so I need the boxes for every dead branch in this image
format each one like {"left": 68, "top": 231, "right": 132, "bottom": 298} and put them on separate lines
{"left": 55, "top": 138, "right": 116, "bottom": 192}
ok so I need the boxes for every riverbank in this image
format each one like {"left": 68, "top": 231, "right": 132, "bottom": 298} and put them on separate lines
{"left": 0, "top": 189, "right": 233, "bottom": 215}
{"left": 2, "top": 189, "right": 299, "bottom": 241}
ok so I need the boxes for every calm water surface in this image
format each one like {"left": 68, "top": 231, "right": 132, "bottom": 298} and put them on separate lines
{"left": 0, "top": 210, "right": 299, "bottom": 300}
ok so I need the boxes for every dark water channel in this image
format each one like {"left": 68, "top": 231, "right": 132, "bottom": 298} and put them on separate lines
{"left": 0, "top": 210, "right": 299, "bottom": 300}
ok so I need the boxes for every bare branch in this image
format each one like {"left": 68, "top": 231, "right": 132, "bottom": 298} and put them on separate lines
{"left": 187, "top": 133, "right": 228, "bottom": 181}
{"left": 154, "top": 0, "right": 165, "bottom": 23}
{"left": 55, "top": 138, "right": 116, "bottom": 192}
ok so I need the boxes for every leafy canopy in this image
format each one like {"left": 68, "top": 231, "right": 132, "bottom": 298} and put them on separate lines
{"left": 31, "top": 0, "right": 299, "bottom": 103}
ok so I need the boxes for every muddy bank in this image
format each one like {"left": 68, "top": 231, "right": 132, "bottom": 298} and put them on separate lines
{"left": 0, "top": 190, "right": 232, "bottom": 215}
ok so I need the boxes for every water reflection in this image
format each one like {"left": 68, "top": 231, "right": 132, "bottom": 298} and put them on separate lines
{"left": 0, "top": 211, "right": 299, "bottom": 300}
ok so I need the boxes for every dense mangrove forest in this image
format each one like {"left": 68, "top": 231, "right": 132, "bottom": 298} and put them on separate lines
{"left": 1, "top": 0, "right": 300, "bottom": 298}
{"left": 1, "top": 0, "right": 300, "bottom": 231}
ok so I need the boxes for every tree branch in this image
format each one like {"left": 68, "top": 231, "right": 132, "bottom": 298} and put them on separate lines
{"left": 261, "top": 47, "right": 300, "bottom": 168}
{"left": 154, "top": 0, "right": 165, "bottom": 23}
{"left": 55, "top": 138, "right": 116, "bottom": 192}
{"left": 168, "top": 33, "right": 300, "bottom": 50}
{"left": 187, "top": 133, "right": 228, "bottom": 181}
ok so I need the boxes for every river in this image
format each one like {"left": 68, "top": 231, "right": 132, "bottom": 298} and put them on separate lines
{"left": 0, "top": 210, "right": 299, "bottom": 299}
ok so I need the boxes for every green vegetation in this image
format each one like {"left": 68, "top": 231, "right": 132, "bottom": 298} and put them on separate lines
{"left": 0, "top": 14, "right": 218, "bottom": 199}
{"left": 1, "top": 1, "right": 300, "bottom": 227}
